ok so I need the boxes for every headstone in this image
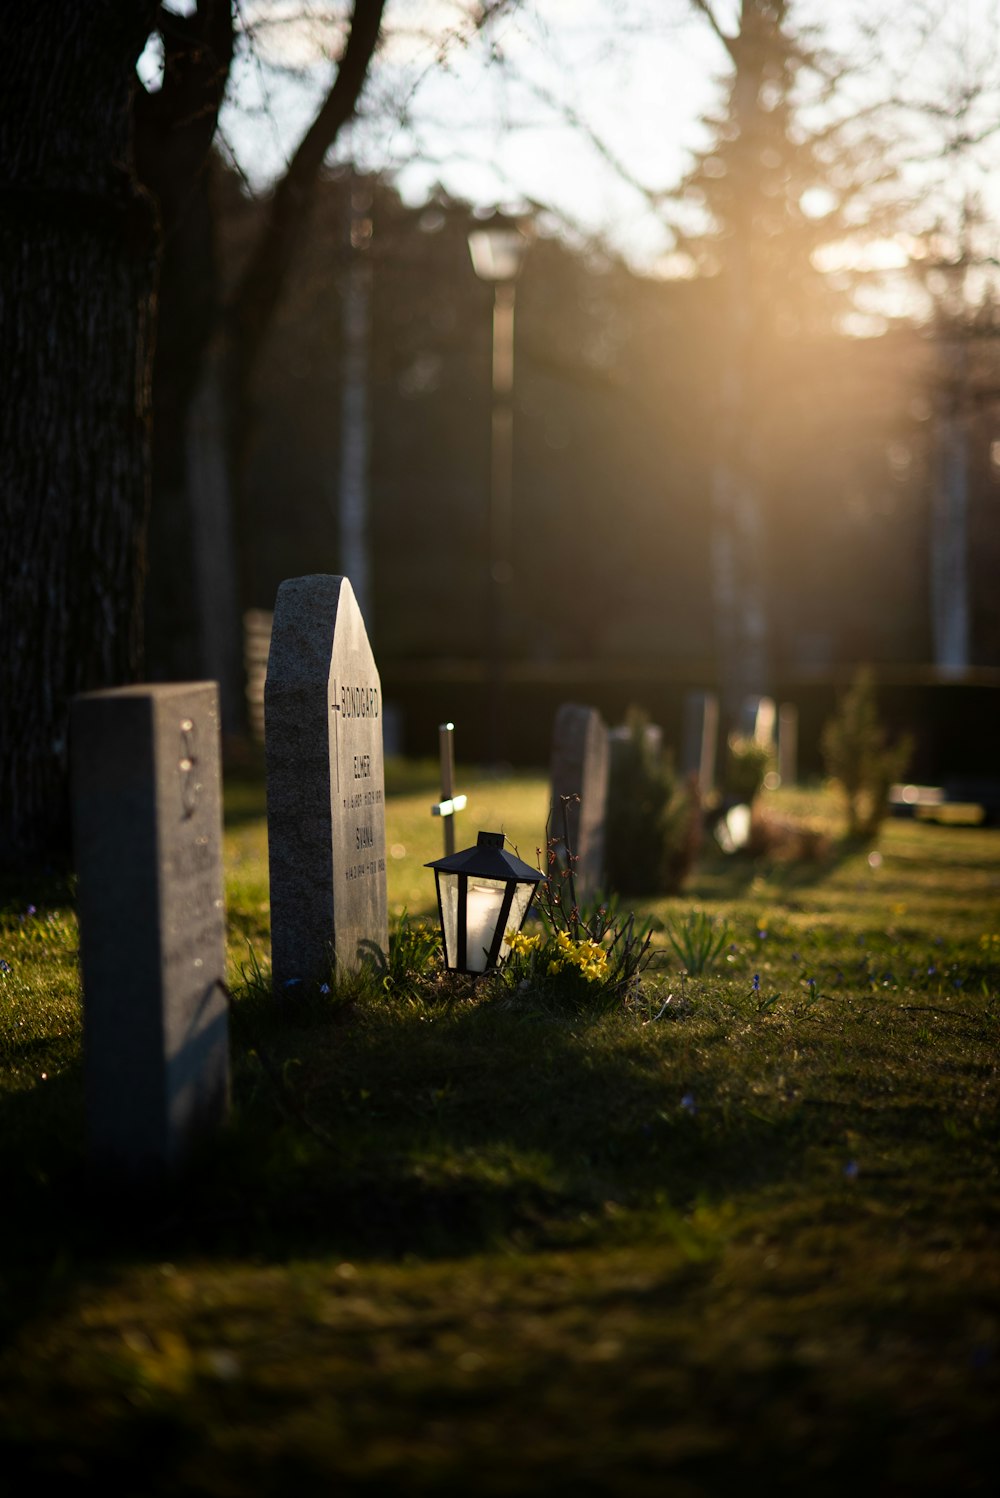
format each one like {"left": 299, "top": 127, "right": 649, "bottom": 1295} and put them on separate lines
{"left": 738, "top": 694, "right": 776, "bottom": 747}
{"left": 243, "top": 607, "right": 273, "bottom": 742}
{"left": 681, "top": 690, "right": 719, "bottom": 793}
{"left": 777, "top": 702, "right": 798, "bottom": 787}
{"left": 265, "top": 575, "right": 387, "bottom": 989}
{"left": 548, "top": 703, "right": 609, "bottom": 901}
{"left": 70, "top": 682, "right": 229, "bottom": 1176}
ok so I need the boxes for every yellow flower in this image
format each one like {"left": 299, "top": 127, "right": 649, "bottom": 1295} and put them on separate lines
{"left": 506, "top": 929, "right": 541, "bottom": 954}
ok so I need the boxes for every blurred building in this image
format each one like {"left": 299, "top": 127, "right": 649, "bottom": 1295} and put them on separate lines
{"left": 224, "top": 166, "right": 1000, "bottom": 773}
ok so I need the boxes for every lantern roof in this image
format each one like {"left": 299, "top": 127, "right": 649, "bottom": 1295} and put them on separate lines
{"left": 426, "top": 830, "right": 542, "bottom": 884}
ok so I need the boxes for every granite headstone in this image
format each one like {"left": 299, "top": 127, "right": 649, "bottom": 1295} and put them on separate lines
{"left": 548, "top": 703, "right": 609, "bottom": 901}
{"left": 71, "top": 682, "right": 229, "bottom": 1176}
{"left": 681, "top": 690, "right": 719, "bottom": 794}
{"left": 777, "top": 702, "right": 798, "bottom": 787}
{"left": 738, "top": 694, "right": 777, "bottom": 747}
{"left": 265, "top": 575, "right": 387, "bottom": 988}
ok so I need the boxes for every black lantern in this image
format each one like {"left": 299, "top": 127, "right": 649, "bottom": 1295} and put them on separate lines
{"left": 426, "top": 831, "right": 543, "bottom": 974}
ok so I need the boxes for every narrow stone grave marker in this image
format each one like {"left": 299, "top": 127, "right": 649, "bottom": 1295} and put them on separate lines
{"left": 71, "top": 682, "right": 229, "bottom": 1177}
{"left": 548, "top": 703, "right": 609, "bottom": 902}
{"left": 265, "top": 575, "right": 387, "bottom": 990}
{"left": 738, "top": 694, "right": 777, "bottom": 747}
{"left": 778, "top": 702, "right": 798, "bottom": 787}
{"left": 681, "top": 690, "right": 719, "bottom": 794}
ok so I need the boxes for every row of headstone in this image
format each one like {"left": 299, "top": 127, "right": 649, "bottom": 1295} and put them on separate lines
{"left": 547, "top": 689, "right": 802, "bottom": 895}
{"left": 71, "top": 584, "right": 802, "bottom": 1177}
{"left": 71, "top": 575, "right": 389, "bottom": 1179}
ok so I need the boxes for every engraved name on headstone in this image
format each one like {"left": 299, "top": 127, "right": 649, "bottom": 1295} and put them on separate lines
{"left": 548, "top": 702, "right": 610, "bottom": 901}
{"left": 265, "top": 575, "right": 387, "bottom": 989}
{"left": 71, "top": 682, "right": 229, "bottom": 1176}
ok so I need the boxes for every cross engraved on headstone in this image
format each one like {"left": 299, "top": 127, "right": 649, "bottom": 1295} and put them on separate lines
{"left": 179, "top": 716, "right": 199, "bottom": 818}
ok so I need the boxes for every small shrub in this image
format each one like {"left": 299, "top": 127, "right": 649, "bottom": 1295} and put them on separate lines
{"left": 356, "top": 910, "right": 445, "bottom": 1004}
{"left": 665, "top": 908, "right": 731, "bottom": 975}
{"left": 496, "top": 831, "right": 657, "bottom": 1009}
{"left": 724, "top": 734, "right": 773, "bottom": 805}
{"left": 745, "top": 809, "right": 831, "bottom": 863}
{"left": 821, "top": 667, "right": 914, "bottom": 840}
{"left": 374, "top": 910, "right": 441, "bottom": 995}
{"left": 604, "top": 706, "right": 702, "bottom": 896}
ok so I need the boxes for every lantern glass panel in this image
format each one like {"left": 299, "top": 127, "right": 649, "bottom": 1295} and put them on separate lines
{"left": 464, "top": 877, "right": 508, "bottom": 972}
{"left": 437, "top": 872, "right": 461, "bottom": 970}
{"left": 434, "top": 873, "right": 539, "bottom": 974}
{"left": 504, "top": 881, "right": 537, "bottom": 950}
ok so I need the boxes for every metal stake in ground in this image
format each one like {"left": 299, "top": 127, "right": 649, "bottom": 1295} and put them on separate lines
{"left": 431, "top": 721, "right": 467, "bottom": 856}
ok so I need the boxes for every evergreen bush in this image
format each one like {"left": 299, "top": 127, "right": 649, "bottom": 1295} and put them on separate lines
{"left": 723, "top": 734, "right": 773, "bottom": 805}
{"left": 821, "top": 666, "right": 914, "bottom": 840}
{"left": 604, "top": 705, "right": 702, "bottom": 896}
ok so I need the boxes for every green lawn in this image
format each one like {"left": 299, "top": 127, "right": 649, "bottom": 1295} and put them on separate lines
{"left": 0, "top": 765, "right": 997, "bottom": 1494}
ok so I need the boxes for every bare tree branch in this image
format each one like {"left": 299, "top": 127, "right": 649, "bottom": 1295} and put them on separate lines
{"left": 688, "top": 0, "right": 736, "bottom": 63}
{"left": 228, "top": 0, "right": 386, "bottom": 379}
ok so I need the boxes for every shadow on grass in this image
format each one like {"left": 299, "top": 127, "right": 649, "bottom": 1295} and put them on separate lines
{"left": 689, "top": 835, "right": 863, "bottom": 899}
{"left": 4, "top": 967, "right": 995, "bottom": 1345}
{"left": 0, "top": 989, "right": 820, "bottom": 1331}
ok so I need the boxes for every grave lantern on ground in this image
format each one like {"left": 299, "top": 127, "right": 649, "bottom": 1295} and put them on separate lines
{"left": 426, "top": 831, "right": 542, "bottom": 974}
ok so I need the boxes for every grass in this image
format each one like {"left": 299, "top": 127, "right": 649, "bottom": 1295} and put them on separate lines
{"left": 0, "top": 764, "right": 997, "bottom": 1494}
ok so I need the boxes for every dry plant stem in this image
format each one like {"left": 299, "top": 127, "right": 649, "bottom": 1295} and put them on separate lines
{"left": 559, "top": 795, "right": 580, "bottom": 937}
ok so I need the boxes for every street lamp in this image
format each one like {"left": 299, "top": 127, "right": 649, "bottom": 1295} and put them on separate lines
{"left": 467, "top": 210, "right": 532, "bottom": 764}
{"left": 426, "top": 830, "right": 542, "bottom": 975}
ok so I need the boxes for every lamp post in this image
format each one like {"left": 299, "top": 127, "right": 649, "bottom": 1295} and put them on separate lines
{"left": 468, "top": 211, "right": 531, "bottom": 765}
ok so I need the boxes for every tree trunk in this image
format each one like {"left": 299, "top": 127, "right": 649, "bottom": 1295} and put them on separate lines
{"left": 0, "top": 0, "right": 159, "bottom": 871}
{"left": 337, "top": 177, "right": 374, "bottom": 626}
{"left": 930, "top": 329, "right": 971, "bottom": 674}
{"left": 136, "top": 1, "right": 237, "bottom": 712}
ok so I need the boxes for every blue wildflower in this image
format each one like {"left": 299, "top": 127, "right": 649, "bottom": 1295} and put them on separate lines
{"left": 680, "top": 1093, "right": 697, "bottom": 1114}
{"left": 752, "top": 973, "right": 760, "bottom": 992}
{"left": 0, "top": 960, "right": 11, "bottom": 974}
{"left": 843, "top": 1160, "right": 859, "bottom": 1181}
